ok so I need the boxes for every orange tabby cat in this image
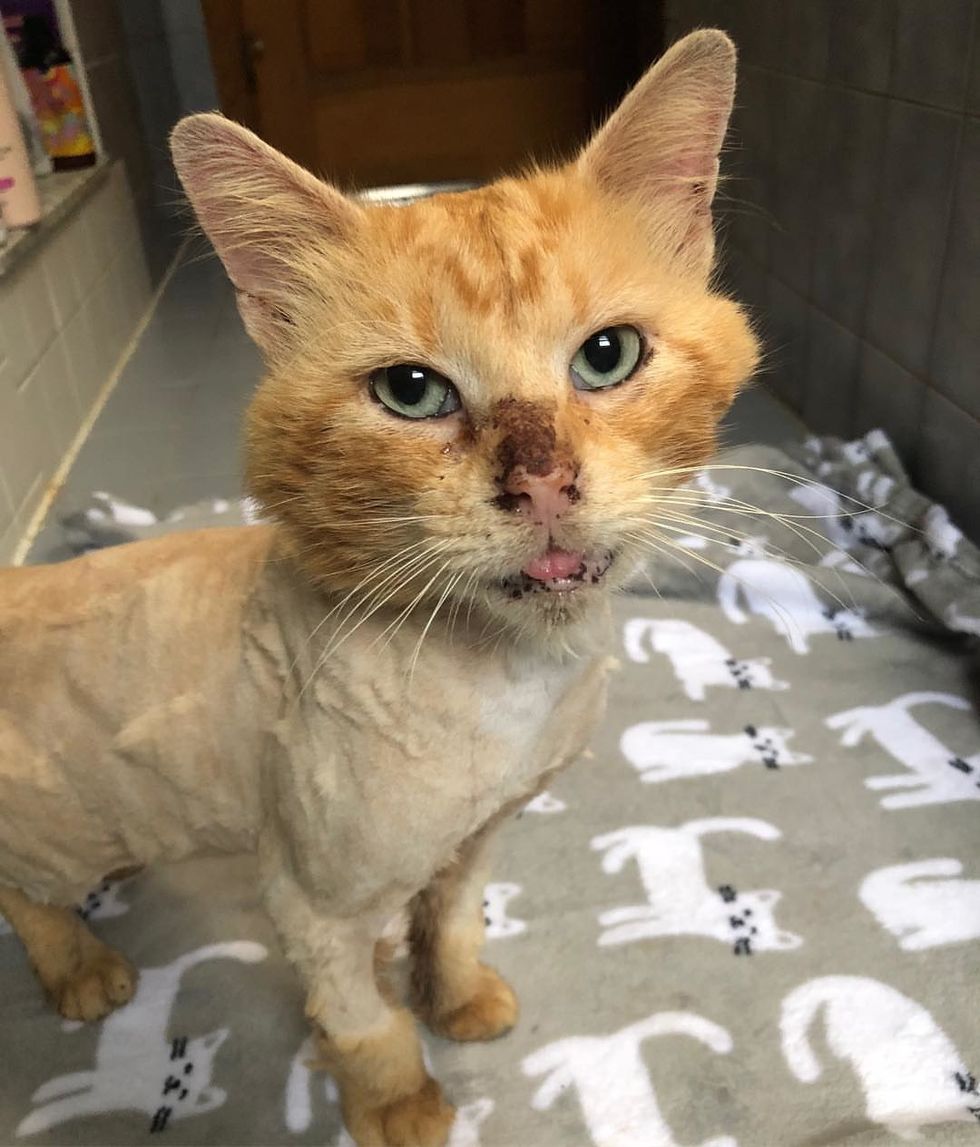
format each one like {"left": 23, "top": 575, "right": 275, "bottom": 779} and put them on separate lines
{"left": 0, "top": 31, "right": 756, "bottom": 1147}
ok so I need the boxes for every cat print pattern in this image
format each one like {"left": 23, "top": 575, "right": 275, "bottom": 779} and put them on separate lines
{"left": 788, "top": 480, "right": 901, "bottom": 552}
{"left": 591, "top": 819, "right": 801, "bottom": 953}
{"left": 826, "top": 691, "right": 980, "bottom": 808}
{"left": 781, "top": 976, "right": 980, "bottom": 1139}
{"left": 621, "top": 719, "right": 812, "bottom": 783}
{"left": 16, "top": 941, "right": 267, "bottom": 1137}
{"left": 482, "top": 882, "right": 527, "bottom": 940}
{"left": 716, "top": 539, "right": 877, "bottom": 654}
{"left": 0, "top": 876, "right": 132, "bottom": 936}
{"left": 523, "top": 1011, "right": 735, "bottom": 1147}
{"left": 686, "top": 469, "right": 733, "bottom": 506}
{"left": 285, "top": 1036, "right": 494, "bottom": 1146}
{"left": 521, "top": 789, "right": 566, "bottom": 814}
{"left": 859, "top": 859, "right": 980, "bottom": 950}
{"left": 623, "top": 617, "right": 788, "bottom": 700}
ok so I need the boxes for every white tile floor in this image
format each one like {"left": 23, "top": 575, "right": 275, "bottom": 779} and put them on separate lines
{"left": 26, "top": 247, "right": 805, "bottom": 564}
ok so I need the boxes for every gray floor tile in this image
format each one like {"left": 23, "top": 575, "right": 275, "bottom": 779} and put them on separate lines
{"left": 764, "top": 275, "right": 810, "bottom": 411}
{"left": 769, "top": 75, "right": 825, "bottom": 296}
{"left": 864, "top": 102, "right": 959, "bottom": 377}
{"left": 721, "top": 385, "right": 807, "bottom": 449}
{"left": 853, "top": 342, "right": 927, "bottom": 463}
{"left": 890, "top": 0, "right": 975, "bottom": 110}
{"left": 917, "top": 390, "right": 980, "bottom": 539}
{"left": 803, "top": 310, "right": 860, "bottom": 437}
{"left": 969, "top": 3, "right": 980, "bottom": 115}
{"left": 810, "top": 89, "right": 887, "bottom": 331}
{"left": 827, "top": 0, "right": 894, "bottom": 93}
{"left": 930, "top": 120, "right": 980, "bottom": 420}
{"left": 778, "top": 0, "right": 831, "bottom": 81}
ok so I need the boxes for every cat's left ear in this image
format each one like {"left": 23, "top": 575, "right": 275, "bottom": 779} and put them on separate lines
{"left": 171, "top": 114, "right": 362, "bottom": 356}
{"left": 577, "top": 29, "right": 736, "bottom": 277}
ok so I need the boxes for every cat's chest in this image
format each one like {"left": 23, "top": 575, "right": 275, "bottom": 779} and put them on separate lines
{"left": 474, "top": 658, "right": 578, "bottom": 775}
{"left": 289, "top": 630, "right": 609, "bottom": 896}
{"left": 342, "top": 647, "right": 591, "bottom": 798}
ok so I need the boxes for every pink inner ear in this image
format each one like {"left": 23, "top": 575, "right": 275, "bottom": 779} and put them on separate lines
{"left": 580, "top": 31, "right": 736, "bottom": 220}
{"left": 171, "top": 113, "right": 359, "bottom": 325}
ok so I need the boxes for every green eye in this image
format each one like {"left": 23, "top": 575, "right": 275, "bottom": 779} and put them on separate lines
{"left": 371, "top": 364, "right": 461, "bottom": 419}
{"left": 571, "top": 325, "right": 643, "bottom": 391}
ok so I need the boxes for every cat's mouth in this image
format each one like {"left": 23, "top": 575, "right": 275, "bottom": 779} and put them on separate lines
{"left": 499, "top": 546, "right": 615, "bottom": 598}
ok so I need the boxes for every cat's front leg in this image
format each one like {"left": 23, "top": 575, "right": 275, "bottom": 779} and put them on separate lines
{"left": 261, "top": 864, "right": 453, "bottom": 1147}
{"left": 409, "top": 828, "right": 518, "bottom": 1043}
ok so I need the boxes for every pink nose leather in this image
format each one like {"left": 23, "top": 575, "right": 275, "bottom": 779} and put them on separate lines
{"left": 501, "top": 463, "right": 578, "bottom": 527}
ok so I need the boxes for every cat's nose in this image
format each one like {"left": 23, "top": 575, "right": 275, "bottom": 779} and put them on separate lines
{"left": 497, "top": 462, "right": 580, "bottom": 526}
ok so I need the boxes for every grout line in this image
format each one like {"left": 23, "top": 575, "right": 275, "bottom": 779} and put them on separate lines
{"left": 11, "top": 236, "right": 191, "bottom": 566}
{"left": 741, "top": 63, "right": 979, "bottom": 121}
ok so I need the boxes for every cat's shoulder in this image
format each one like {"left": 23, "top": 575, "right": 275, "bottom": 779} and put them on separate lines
{"left": 0, "top": 525, "right": 278, "bottom": 623}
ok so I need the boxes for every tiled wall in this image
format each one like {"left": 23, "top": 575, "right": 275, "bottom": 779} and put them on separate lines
{"left": 70, "top": 0, "right": 217, "bottom": 282}
{"left": 665, "top": 0, "right": 980, "bottom": 538}
{"left": 0, "top": 165, "right": 151, "bottom": 562}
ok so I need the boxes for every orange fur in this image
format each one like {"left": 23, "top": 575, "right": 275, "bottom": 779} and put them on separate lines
{"left": 0, "top": 31, "right": 758, "bottom": 1147}
{"left": 0, "top": 886, "right": 136, "bottom": 1021}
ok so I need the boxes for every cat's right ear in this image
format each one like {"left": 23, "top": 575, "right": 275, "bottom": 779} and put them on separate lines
{"left": 577, "top": 29, "right": 736, "bottom": 277}
{"left": 170, "top": 114, "right": 361, "bottom": 355}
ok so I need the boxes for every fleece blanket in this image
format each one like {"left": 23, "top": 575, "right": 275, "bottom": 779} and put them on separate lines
{"left": 1, "top": 430, "right": 979, "bottom": 1146}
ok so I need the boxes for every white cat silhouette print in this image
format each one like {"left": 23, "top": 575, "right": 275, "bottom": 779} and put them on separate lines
{"left": 591, "top": 819, "right": 801, "bottom": 954}
{"left": 717, "top": 543, "right": 877, "bottom": 654}
{"left": 781, "top": 976, "right": 980, "bottom": 1139}
{"left": 859, "top": 860, "right": 980, "bottom": 950}
{"left": 522, "top": 789, "right": 566, "bottom": 814}
{"left": 621, "top": 720, "right": 812, "bottom": 784}
{"left": 623, "top": 618, "right": 788, "bottom": 701}
{"left": 788, "top": 480, "right": 900, "bottom": 552}
{"left": 946, "top": 602, "right": 980, "bottom": 638}
{"left": 17, "top": 940, "right": 267, "bottom": 1137}
{"left": 523, "top": 1012, "right": 735, "bottom": 1147}
{"left": 286, "top": 1036, "right": 494, "bottom": 1146}
{"left": 818, "top": 549, "right": 871, "bottom": 577}
{"left": 826, "top": 691, "right": 980, "bottom": 808}
{"left": 687, "top": 469, "right": 732, "bottom": 505}
{"left": 482, "top": 882, "right": 527, "bottom": 939}
{"left": 1, "top": 876, "right": 131, "bottom": 936}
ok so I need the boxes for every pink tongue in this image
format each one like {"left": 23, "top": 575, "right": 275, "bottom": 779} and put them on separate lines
{"left": 522, "top": 547, "right": 585, "bottom": 582}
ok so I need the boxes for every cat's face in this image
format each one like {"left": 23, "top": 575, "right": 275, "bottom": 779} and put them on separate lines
{"left": 173, "top": 31, "right": 757, "bottom": 641}
{"left": 245, "top": 178, "right": 755, "bottom": 635}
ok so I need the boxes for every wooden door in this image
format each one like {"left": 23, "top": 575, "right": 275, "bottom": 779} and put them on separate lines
{"left": 202, "top": 0, "right": 623, "bottom": 189}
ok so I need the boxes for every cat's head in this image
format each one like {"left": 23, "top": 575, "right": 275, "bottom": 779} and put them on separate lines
{"left": 172, "top": 31, "right": 757, "bottom": 643}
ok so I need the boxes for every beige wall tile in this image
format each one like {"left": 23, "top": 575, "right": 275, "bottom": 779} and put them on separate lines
{"left": 61, "top": 302, "right": 103, "bottom": 411}
{"left": 35, "top": 335, "right": 82, "bottom": 457}
{"left": 0, "top": 261, "right": 56, "bottom": 394}
{"left": 0, "top": 367, "right": 54, "bottom": 512}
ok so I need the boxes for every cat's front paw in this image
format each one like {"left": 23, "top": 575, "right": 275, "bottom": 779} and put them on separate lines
{"left": 49, "top": 947, "right": 137, "bottom": 1022}
{"left": 345, "top": 1077, "right": 454, "bottom": 1147}
{"left": 428, "top": 964, "right": 518, "bottom": 1042}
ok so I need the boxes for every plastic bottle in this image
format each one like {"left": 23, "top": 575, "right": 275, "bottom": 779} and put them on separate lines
{"left": 19, "top": 15, "right": 96, "bottom": 171}
{"left": 0, "top": 20, "right": 50, "bottom": 176}
{"left": 0, "top": 50, "right": 41, "bottom": 227}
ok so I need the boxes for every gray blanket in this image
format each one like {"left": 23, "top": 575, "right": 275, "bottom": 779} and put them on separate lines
{"left": 2, "top": 431, "right": 979, "bottom": 1145}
